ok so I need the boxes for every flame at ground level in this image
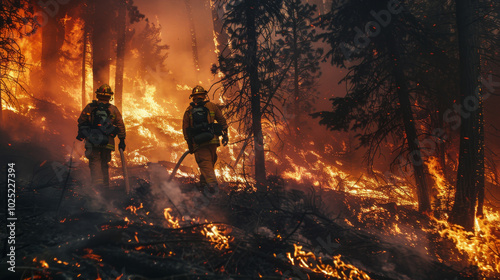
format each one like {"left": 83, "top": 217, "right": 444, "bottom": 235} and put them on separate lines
{"left": 286, "top": 244, "right": 371, "bottom": 280}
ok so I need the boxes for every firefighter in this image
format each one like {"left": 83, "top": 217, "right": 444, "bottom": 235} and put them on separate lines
{"left": 77, "top": 84, "right": 126, "bottom": 187}
{"left": 183, "top": 85, "right": 228, "bottom": 190}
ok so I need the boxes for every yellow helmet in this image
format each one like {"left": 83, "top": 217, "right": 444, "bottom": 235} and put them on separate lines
{"left": 95, "top": 84, "right": 114, "bottom": 97}
{"left": 190, "top": 85, "right": 208, "bottom": 98}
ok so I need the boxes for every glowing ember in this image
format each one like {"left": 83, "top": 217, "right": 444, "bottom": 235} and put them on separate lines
{"left": 40, "top": 260, "right": 49, "bottom": 268}
{"left": 126, "top": 203, "right": 144, "bottom": 215}
{"left": 82, "top": 248, "right": 102, "bottom": 262}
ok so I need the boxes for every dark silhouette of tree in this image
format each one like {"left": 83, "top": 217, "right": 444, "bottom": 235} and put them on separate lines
{"left": 449, "top": 0, "right": 483, "bottom": 232}
{"left": 114, "top": 0, "right": 127, "bottom": 111}
{"left": 474, "top": 0, "right": 500, "bottom": 219}
{"left": 91, "top": 0, "right": 113, "bottom": 90}
{"left": 213, "top": 0, "right": 283, "bottom": 191}
{"left": 89, "top": 0, "right": 144, "bottom": 93}
{"left": 128, "top": 21, "right": 168, "bottom": 84}
{"left": 184, "top": 0, "right": 200, "bottom": 77}
{"left": 38, "top": 0, "right": 71, "bottom": 103}
{"left": 275, "top": 0, "right": 322, "bottom": 133}
{"left": 313, "top": 0, "right": 446, "bottom": 212}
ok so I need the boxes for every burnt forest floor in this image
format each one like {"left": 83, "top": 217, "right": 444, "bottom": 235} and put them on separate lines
{"left": 0, "top": 146, "right": 480, "bottom": 280}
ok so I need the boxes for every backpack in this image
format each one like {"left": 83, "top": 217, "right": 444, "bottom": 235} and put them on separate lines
{"left": 190, "top": 103, "right": 215, "bottom": 144}
{"left": 88, "top": 101, "right": 118, "bottom": 145}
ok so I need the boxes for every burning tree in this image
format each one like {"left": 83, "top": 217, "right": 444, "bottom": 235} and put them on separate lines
{"left": 213, "top": 0, "right": 284, "bottom": 190}
{"left": 449, "top": 0, "right": 483, "bottom": 232}
{"left": 212, "top": 0, "right": 324, "bottom": 189}
{"left": 1, "top": 1, "right": 500, "bottom": 279}
{"left": 313, "top": 0, "right": 441, "bottom": 213}
{"left": 0, "top": 0, "right": 38, "bottom": 128}
{"left": 275, "top": 0, "right": 323, "bottom": 134}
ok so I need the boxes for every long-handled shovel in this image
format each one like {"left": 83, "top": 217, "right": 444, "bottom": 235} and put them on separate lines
{"left": 119, "top": 148, "right": 130, "bottom": 194}
{"left": 168, "top": 150, "right": 190, "bottom": 182}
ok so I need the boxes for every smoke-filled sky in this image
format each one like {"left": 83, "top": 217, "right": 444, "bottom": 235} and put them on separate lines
{"left": 133, "top": 0, "right": 346, "bottom": 108}
{"left": 133, "top": 0, "right": 500, "bottom": 182}
{"left": 135, "top": 0, "right": 220, "bottom": 90}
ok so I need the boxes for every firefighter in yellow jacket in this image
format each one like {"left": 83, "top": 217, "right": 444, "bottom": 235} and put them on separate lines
{"left": 77, "top": 84, "right": 126, "bottom": 187}
{"left": 183, "top": 85, "right": 228, "bottom": 188}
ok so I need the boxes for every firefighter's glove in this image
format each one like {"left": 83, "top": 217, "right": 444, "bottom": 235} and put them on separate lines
{"left": 188, "top": 143, "right": 194, "bottom": 154}
{"left": 76, "top": 131, "right": 85, "bottom": 141}
{"left": 119, "top": 139, "right": 126, "bottom": 151}
{"left": 76, "top": 126, "right": 89, "bottom": 141}
{"left": 109, "top": 126, "right": 120, "bottom": 137}
{"left": 222, "top": 133, "right": 229, "bottom": 146}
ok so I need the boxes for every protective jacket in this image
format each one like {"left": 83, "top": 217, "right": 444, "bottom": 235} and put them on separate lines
{"left": 182, "top": 101, "right": 227, "bottom": 148}
{"left": 78, "top": 101, "right": 126, "bottom": 150}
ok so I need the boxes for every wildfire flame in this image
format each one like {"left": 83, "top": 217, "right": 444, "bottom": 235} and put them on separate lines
{"left": 126, "top": 203, "right": 144, "bottom": 215}
{"left": 176, "top": 84, "right": 192, "bottom": 91}
{"left": 202, "top": 224, "right": 231, "bottom": 250}
{"left": 428, "top": 208, "right": 500, "bottom": 276}
{"left": 163, "top": 208, "right": 180, "bottom": 228}
{"left": 5, "top": 4, "right": 500, "bottom": 279}
{"left": 287, "top": 244, "right": 371, "bottom": 280}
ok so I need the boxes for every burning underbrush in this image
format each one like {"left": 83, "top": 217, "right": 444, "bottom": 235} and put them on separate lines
{"left": 2, "top": 2, "right": 499, "bottom": 279}
{"left": 1, "top": 153, "right": 499, "bottom": 280}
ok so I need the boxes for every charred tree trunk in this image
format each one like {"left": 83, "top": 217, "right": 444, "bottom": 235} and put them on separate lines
{"left": 211, "top": 1, "right": 240, "bottom": 99}
{"left": 477, "top": 101, "right": 485, "bottom": 217}
{"left": 211, "top": 1, "right": 229, "bottom": 65}
{"left": 396, "top": 80, "right": 432, "bottom": 213}
{"left": 246, "top": 1, "right": 266, "bottom": 190}
{"left": 91, "top": 0, "right": 112, "bottom": 91}
{"left": 41, "top": 9, "right": 63, "bottom": 101}
{"left": 390, "top": 40, "right": 432, "bottom": 213}
{"left": 184, "top": 0, "right": 200, "bottom": 76}
{"left": 0, "top": 79, "right": 3, "bottom": 128}
{"left": 449, "top": 0, "right": 482, "bottom": 231}
{"left": 292, "top": 8, "right": 300, "bottom": 133}
{"left": 82, "top": 20, "right": 88, "bottom": 109}
{"left": 115, "top": 0, "right": 127, "bottom": 111}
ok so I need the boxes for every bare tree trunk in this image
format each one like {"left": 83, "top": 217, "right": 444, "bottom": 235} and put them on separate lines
{"left": 115, "top": 0, "right": 127, "bottom": 111}
{"left": 184, "top": 0, "right": 200, "bottom": 76}
{"left": 41, "top": 10, "right": 63, "bottom": 101}
{"left": 246, "top": 1, "right": 266, "bottom": 191}
{"left": 292, "top": 6, "right": 300, "bottom": 132}
{"left": 91, "top": 0, "right": 112, "bottom": 90}
{"left": 0, "top": 79, "right": 3, "bottom": 129}
{"left": 477, "top": 101, "right": 485, "bottom": 217}
{"left": 211, "top": 0, "right": 229, "bottom": 64}
{"left": 449, "top": 0, "right": 482, "bottom": 231}
{"left": 395, "top": 78, "right": 432, "bottom": 213}
{"left": 389, "top": 40, "right": 432, "bottom": 213}
{"left": 211, "top": 1, "right": 240, "bottom": 98}
{"left": 82, "top": 21, "right": 88, "bottom": 109}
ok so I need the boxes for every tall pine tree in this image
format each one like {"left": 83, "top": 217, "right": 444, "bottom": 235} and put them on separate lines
{"left": 276, "top": 0, "right": 322, "bottom": 133}
{"left": 313, "top": 0, "right": 446, "bottom": 212}
{"left": 449, "top": 0, "right": 483, "bottom": 232}
{"left": 214, "top": 0, "right": 283, "bottom": 190}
